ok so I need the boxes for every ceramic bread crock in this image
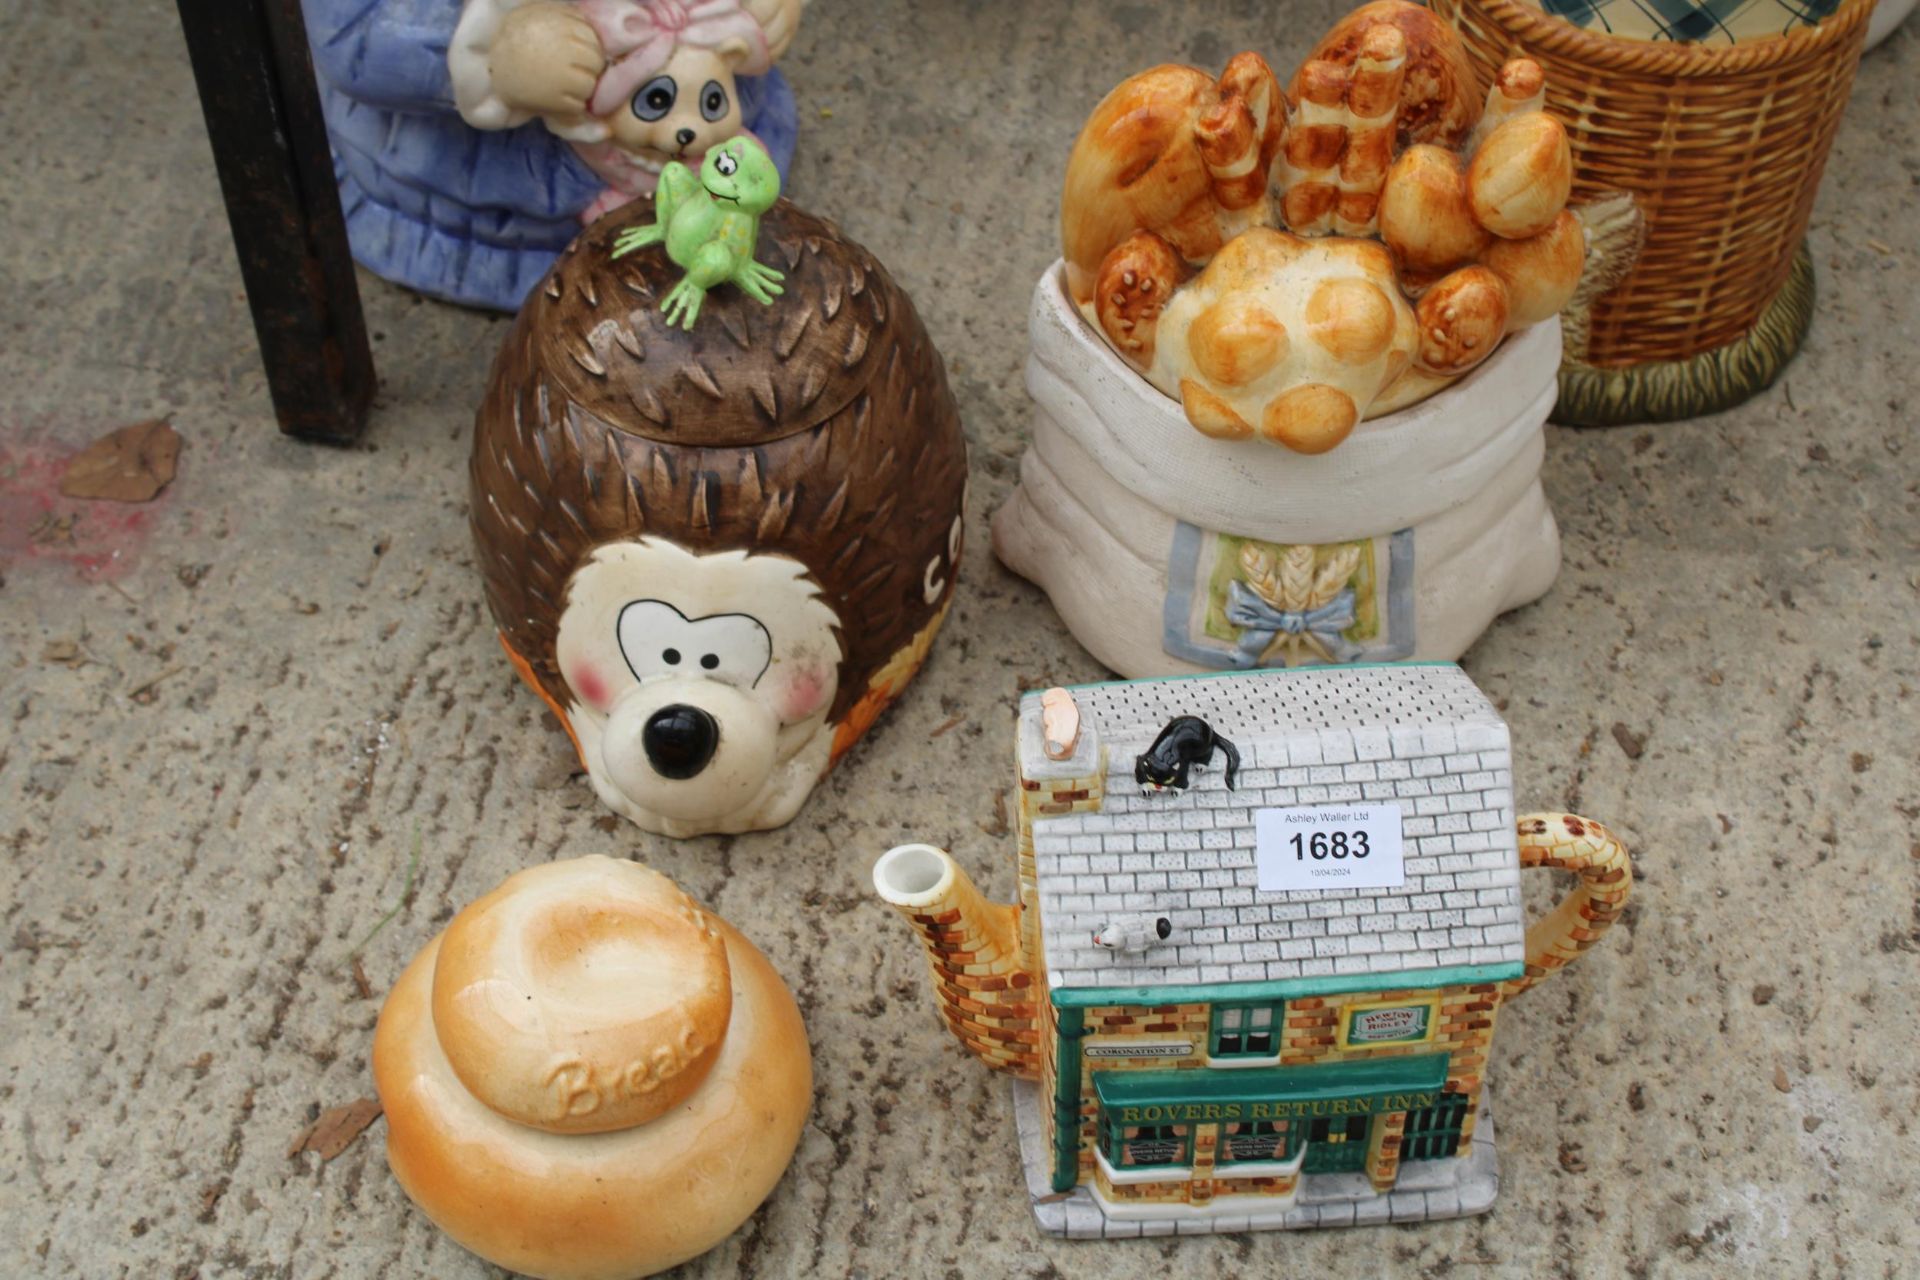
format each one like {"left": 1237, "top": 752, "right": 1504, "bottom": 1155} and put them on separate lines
{"left": 470, "top": 188, "right": 969, "bottom": 838}
{"left": 873, "top": 666, "right": 1632, "bottom": 1238}
{"left": 991, "top": 2, "right": 1642, "bottom": 679}
{"left": 373, "top": 856, "right": 812, "bottom": 1280}
{"left": 995, "top": 278, "right": 1563, "bottom": 677}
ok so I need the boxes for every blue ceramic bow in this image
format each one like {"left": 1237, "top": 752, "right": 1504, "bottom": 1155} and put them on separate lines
{"left": 1226, "top": 580, "right": 1362, "bottom": 666}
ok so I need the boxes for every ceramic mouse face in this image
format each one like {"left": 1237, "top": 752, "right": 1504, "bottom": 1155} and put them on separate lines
{"left": 553, "top": 538, "right": 842, "bottom": 837}
{"left": 604, "top": 44, "right": 746, "bottom": 167}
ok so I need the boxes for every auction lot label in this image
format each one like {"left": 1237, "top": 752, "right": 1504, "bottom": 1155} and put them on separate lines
{"left": 1254, "top": 803, "right": 1405, "bottom": 892}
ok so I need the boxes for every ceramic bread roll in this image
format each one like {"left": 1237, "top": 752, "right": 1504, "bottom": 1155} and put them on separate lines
{"left": 374, "top": 856, "right": 812, "bottom": 1280}
{"left": 1377, "top": 145, "right": 1491, "bottom": 274}
{"left": 1467, "top": 110, "right": 1572, "bottom": 240}
{"left": 1483, "top": 209, "right": 1586, "bottom": 327}
{"left": 1060, "top": 53, "right": 1284, "bottom": 305}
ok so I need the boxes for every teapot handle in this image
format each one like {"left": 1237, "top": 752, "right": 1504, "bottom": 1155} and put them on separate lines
{"left": 1499, "top": 813, "right": 1632, "bottom": 1000}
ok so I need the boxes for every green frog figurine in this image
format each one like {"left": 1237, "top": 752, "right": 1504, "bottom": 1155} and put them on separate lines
{"left": 611, "top": 135, "right": 786, "bottom": 330}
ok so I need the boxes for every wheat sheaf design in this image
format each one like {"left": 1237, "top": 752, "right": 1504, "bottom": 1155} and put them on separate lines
{"left": 1236, "top": 541, "right": 1364, "bottom": 665}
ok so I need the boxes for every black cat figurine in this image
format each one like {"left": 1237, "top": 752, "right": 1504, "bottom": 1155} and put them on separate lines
{"left": 1134, "top": 716, "right": 1241, "bottom": 792}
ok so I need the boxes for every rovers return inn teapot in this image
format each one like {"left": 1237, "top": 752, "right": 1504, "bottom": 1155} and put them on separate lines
{"left": 471, "top": 154, "right": 969, "bottom": 839}
{"left": 874, "top": 664, "right": 1631, "bottom": 1238}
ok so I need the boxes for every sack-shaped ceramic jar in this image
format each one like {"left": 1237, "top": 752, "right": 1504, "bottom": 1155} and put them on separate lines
{"left": 992, "top": 265, "right": 1560, "bottom": 678}
{"left": 472, "top": 199, "right": 969, "bottom": 837}
{"left": 373, "top": 856, "right": 812, "bottom": 1279}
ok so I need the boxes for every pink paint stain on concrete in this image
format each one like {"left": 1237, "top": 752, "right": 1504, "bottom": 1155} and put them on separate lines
{"left": 0, "top": 428, "right": 175, "bottom": 582}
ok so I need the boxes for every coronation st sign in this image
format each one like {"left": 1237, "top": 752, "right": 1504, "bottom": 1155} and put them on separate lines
{"left": 1114, "top": 1091, "right": 1441, "bottom": 1125}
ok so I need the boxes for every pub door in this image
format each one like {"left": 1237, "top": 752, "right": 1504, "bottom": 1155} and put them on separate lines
{"left": 1299, "top": 1113, "right": 1373, "bottom": 1174}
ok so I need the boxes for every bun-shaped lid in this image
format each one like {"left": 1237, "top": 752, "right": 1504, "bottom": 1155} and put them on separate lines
{"left": 514, "top": 199, "right": 898, "bottom": 448}
{"left": 429, "top": 856, "right": 733, "bottom": 1135}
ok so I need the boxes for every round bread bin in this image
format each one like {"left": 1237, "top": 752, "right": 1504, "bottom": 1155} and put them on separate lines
{"left": 992, "top": 264, "right": 1561, "bottom": 678}
{"left": 373, "top": 857, "right": 812, "bottom": 1280}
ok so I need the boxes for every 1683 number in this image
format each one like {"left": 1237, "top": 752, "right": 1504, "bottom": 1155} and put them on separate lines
{"left": 1289, "top": 830, "right": 1370, "bottom": 860}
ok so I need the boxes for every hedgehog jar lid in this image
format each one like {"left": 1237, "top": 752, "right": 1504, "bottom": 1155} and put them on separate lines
{"left": 522, "top": 200, "right": 898, "bottom": 447}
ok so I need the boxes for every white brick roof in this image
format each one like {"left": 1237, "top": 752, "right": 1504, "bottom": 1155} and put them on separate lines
{"left": 1022, "top": 665, "right": 1525, "bottom": 995}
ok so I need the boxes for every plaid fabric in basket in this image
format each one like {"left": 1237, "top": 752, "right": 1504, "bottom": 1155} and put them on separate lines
{"left": 1531, "top": 0, "right": 1841, "bottom": 42}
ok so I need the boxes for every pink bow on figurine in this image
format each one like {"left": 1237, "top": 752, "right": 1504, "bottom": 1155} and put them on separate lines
{"left": 580, "top": 0, "right": 772, "bottom": 119}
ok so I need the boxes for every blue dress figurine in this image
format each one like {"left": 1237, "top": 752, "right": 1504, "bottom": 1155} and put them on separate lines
{"left": 302, "top": 0, "right": 799, "bottom": 311}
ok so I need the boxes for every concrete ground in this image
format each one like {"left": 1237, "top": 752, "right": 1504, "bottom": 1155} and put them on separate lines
{"left": 2, "top": 1, "right": 1915, "bottom": 1277}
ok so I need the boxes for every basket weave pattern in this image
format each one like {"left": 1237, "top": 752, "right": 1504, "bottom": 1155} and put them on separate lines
{"left": 1430, "top": 0, "right": 1872, "bottom": 366}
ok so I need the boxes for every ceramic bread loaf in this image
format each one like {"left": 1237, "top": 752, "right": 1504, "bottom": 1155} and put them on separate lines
{"left": 374, "top": 857, "right": 812, "bottom": 1280}
{"left": 1145, "top": 229, "right": 1419, "bottom": 452}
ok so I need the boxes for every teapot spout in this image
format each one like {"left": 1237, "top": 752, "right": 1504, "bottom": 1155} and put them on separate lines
{"left": 873, "top": 845, "right": 1041, "bottom": 1079}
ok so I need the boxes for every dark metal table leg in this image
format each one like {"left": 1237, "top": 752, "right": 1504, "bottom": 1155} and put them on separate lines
{"left": 175, "top": 0, "right": 375, "bottom": 444}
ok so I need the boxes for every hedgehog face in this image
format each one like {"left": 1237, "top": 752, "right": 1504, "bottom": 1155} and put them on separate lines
{"left": 554, "top": 538, "right": 842, "bottom": 837}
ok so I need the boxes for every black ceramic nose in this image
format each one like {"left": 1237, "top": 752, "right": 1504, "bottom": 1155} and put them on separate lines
{"left": 675, "top": 127, "right": 696, "bottom": 148}
{"left": 642, "top": 704, "right": 718, "bottom": 779}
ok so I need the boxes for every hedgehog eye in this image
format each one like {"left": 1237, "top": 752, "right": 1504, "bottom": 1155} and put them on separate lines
{"left": 677, "top": 614, "right": 771, "bottom": 687}
{"left": 699, "top": 80, "right": 729, "bottom": 123}
{"left": 633, "top": 75, "right": 677, "bottom": 122}
{"left": 616, "top": 600, "right": 771, "bottom": 688}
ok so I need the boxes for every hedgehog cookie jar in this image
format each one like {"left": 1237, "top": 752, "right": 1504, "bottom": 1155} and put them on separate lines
{"left": 472, "top": 150, "right": 969, "bottom": 839}
{"left": 373, "top": 856, "right": 812, "bottom": 1279}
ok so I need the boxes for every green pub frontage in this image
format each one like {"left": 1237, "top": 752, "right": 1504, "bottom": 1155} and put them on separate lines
{"left": 1012, "top": 670, "right": 1547, "bottom": 1232}
{"left": 876, "top": 666, "right": 1634, "bottom": 1236}
{"left": 1050, "top": 989, "right": 1495, "bottom": 1222}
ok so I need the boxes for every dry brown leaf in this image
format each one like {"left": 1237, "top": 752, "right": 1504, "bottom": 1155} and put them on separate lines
{"left": 286, "top": 1097, "right": 382, "bottom": 1162}
{"left": 59, "top": 420, "right": 180, "bottom": 503}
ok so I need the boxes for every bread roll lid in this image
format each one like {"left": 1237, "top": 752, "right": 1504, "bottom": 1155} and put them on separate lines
{"left": 511, "top": 200, "right": 905, "bottom": 447}
{"left": 429, "top": 856, "right": 733, "bottom": 1135}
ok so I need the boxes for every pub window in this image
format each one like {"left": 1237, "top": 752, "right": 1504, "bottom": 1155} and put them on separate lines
{"left": 1101, "top": 1112, "right": 1193, "bottom": 1169}
{"left": 1401, "top": 1093, "right": 1470, "bottom": 1161}
{"left": 1209, "top": 1000, "right": 1284, "bottom": 1058}
{"left": 1220, "top": 1118, "right": 1296, "bottom": 1164}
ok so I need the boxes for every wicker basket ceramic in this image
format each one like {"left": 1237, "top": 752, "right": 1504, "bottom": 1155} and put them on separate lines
{"left": 1430, "top": 0, "right": 1873, "bottom": 424}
